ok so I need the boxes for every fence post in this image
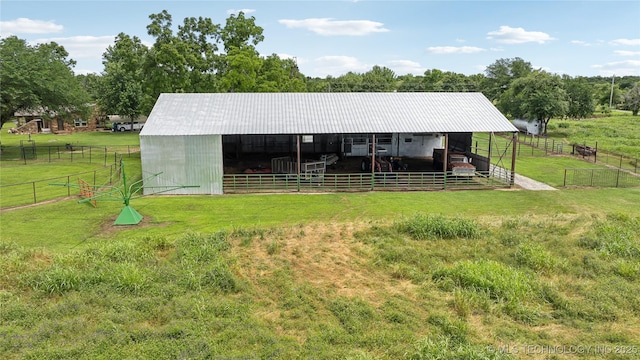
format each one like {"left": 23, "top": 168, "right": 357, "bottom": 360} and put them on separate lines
{"left": 67, "top": 176, "right": 71, "bottom": 196}
{"left": 563, "top": 169, "right": 567, "bottom": 187}
{"left": 616, "top": 169, "right": 620, "bottom": 188}
{"left": 594, "top": 142, "right": 598, "bottom": 163}
{"left": 619, "top": 154, "right": 623, "bottom": 169}
{"left": 32, "top": 182, "right": 36, "bottom": 204}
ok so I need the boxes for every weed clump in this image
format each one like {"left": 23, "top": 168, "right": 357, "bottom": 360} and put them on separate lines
{"left": 394, "top": 214, "right": 480, "bottom": 240}
{"left": 433, "top": 260, "right": 537, "bottom": 302}
{"left": 579, "top": 214, "right": 640, "bottom": 259}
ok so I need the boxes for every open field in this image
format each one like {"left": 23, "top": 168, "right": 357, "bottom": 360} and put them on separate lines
{"left": 547, "top": 111, "right": 640, "bottom": 159}
{"left": 1, "top": 190, "right": 639, "bottom": 359}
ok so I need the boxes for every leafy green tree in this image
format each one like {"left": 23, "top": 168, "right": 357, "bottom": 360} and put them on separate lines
{"left": 0, "top": 36, "right": 89, "bottom": 127}
{"left": 256, "top": 54, "right": 306, "bottom": 92}
{"left": 329, "top": 72, "right": 364, "bottom": 92}
{"left": 594, "top": 81, "right": 622, "bottom": 113}
{"left": 563, "top": 76, "right": 595, "bottom": 119}
{"left": 177, "top": 15, "right": 222, "bottom": 93}
{"left": 397, "top": 74, "right": 428, "bottom": 92}
{"left": 623, "top": 82, "right": 640, "bottom": 116}
{"left": 218, "top": 47, "right": 262, "bottom": 92}
{"left": 498, "top": 70, "right": 568, "bottom": 135}
{"left": 100, "top": 33, "right": 148, "bottom": 127}
{"left": 361, "top": 65, "right": 396, "bottom": 91}
{"left": 480, "top": 57, "right": 533, "bottom": 102}
{"left": 144, "top": 10, "right": 193, "bottom": 99}
{"left": 220, "top": 11, "right": 265, "bottom": 52}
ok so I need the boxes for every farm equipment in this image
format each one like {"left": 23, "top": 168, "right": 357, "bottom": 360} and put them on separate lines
{"left": 573, "top": 144, "right": 596, "bottom": 157}
{"left": 360, "top": 145, "right": 408, "bottom": 173}
{"left": 433, "top": 149, "right": 476, "bottom": 176}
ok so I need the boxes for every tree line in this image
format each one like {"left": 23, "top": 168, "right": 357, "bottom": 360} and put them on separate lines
{"left": 2, "top": 10, "right": 639, "bottom": 131}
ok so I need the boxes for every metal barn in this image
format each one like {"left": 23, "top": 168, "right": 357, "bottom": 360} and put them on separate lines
{"left": 140, "top": 92, "right": 518, "bottom": 195}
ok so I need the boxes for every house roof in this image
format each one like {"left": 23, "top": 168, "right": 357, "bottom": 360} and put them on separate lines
{"left": 140, "top": 92, "right": 517, "bottom": 136}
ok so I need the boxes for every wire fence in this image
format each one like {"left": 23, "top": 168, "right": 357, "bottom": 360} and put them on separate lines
{"left": 512, "top": 133, "right": 639, "bottom": 174}
{"left": 0, "top": 143, "right": 141, "bottom": 166}
{"left": 564, "top": 168, "right": 640, "bottom": 188}
{"left": 0, "top": 162, "right": 124, "bottom": 209}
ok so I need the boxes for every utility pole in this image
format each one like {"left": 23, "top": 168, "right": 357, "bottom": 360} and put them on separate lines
{"left": 609, "top": 74, "right": 615, "bottom": 109}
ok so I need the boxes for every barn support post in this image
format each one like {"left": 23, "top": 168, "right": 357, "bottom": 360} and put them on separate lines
{"left": 487, "top": 132, "right": 492, "bottom": 168}
{"left": 371, "top": 134, "right": 376, "bottom": 190}
{"left": 443, "top": 134, "right": 449, "bottom": 172}
{"left": 296, "top": 135, "right": 301, "bottom": 192}
{"left": 510, "top": 132, "right": 517, "bottom": 187}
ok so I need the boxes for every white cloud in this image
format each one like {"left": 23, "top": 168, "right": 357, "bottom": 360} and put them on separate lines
{"left": 487, "top": 25, "right": 555, "bottom": 44}
{"left": 610, "top": 38, "right": 640, "bottom": 46}
{"left": 0, "top": 18, "right": 63, "bottom": 37}
{"left": 614, "top": 50, "right": 640, "bottom": 56}
{"left": 226, "top": 8, "right": 256, "bottom": 15}
{"left": 427, "top": 46, "right": 486, "bottom": 54}
{"left": 312, "top": 55, "right": 371, "bottom": 76}
{"left": 387, "top": 60, "right": 425, "bottom": 75}
{"left": 36, "top": 35, "right": 115, "bottom": 59}
{"left": 571, "top": 40, "right": 591, "bottom": 46}
{"left": 592, "top": 60, "right": 640, "bottom": 76}
{"left": 279, "top": 18, "right": 389, "bottom": 36}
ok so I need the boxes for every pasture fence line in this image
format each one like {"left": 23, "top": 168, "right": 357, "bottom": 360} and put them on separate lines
{"left": 563, "top": 168, "right": 640, "bottom": 188}
{"left": 0, "top": 143, "right": 140, "bottom": 166}
{"left": 509, "top": 134, "right": 639, "bottom": 174}
{"left": 0, "top": 157, "right": 125, "bottom": 210}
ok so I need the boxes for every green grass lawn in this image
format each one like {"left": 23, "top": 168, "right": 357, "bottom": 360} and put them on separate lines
{"left": 1, "top": 192, "right": 639, "bottom": 359}
{"left": 1, "top": 121, "right": 141, "bottom": 148}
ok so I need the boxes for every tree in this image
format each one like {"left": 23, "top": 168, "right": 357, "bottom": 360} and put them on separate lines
{"left": 623, "top": 82, "right": 640, "bottom": 116}
{"left": 218, "top": 47, "right": 262, "bottom": 92}
{"left": 498, "top": 70, "right": 568, "bottom": 135}
{"left": 361, "top": 65, "right": 396, "bottom": 91}
{"left": 220, "top": 11, "right": 264, "bottom": 52}
{"left": 480, "top": 57, "right": 533, "bottom": 102}
{"left": 563, "top": 76, "right": 595, "bottom": 119}
{"left": 0, "top": 36, "right": 89, "bottom": 127}
{"left": 255, "top": 54, "right": 306, "bottom": 92}
{"left": 100, "top": 33, "right": 148, "bottom": 127}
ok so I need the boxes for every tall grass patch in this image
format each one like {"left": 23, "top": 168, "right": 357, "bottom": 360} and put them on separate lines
{"left": 433, "top": 260, "right": 538, "bottom": 303}
{"left": 394, "top": 214, "right": 480, "bottom": 240}
{"left": 579, "top": 214, "right": 640, "bottom": 259}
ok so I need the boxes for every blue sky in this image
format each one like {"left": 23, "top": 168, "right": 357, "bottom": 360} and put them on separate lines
{"left": 1, "top": 0, "right": 639, "bottom": 78}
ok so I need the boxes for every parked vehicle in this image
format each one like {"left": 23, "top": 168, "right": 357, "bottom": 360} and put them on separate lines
{"left": 112, "top": 122, "right": 144, "bottom": 132}
{"left": 433, "top": 149, "right": 476, "bottom": 176}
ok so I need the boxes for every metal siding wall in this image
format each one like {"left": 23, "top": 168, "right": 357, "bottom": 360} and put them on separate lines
{"left": 186, "top": 135, "right": 223, "bottom": 195}
{"left": 140, "top": 135, "right": 223, "bottom": 195}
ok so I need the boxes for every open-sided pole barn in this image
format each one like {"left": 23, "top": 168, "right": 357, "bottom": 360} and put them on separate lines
{"left": 140, "top": 93, "right": 518, "bottom": 195}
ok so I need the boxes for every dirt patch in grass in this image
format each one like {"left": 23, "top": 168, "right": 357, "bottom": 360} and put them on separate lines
{"left": 98, "top": 214, "right": 171, "bottom": 236}
{"left": 235, "top": 221, "right": 419, "bottom": 305}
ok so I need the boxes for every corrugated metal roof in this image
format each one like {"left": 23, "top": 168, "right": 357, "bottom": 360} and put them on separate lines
{"left": 140, "top": 92, "right": 517, "bottom": 136}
